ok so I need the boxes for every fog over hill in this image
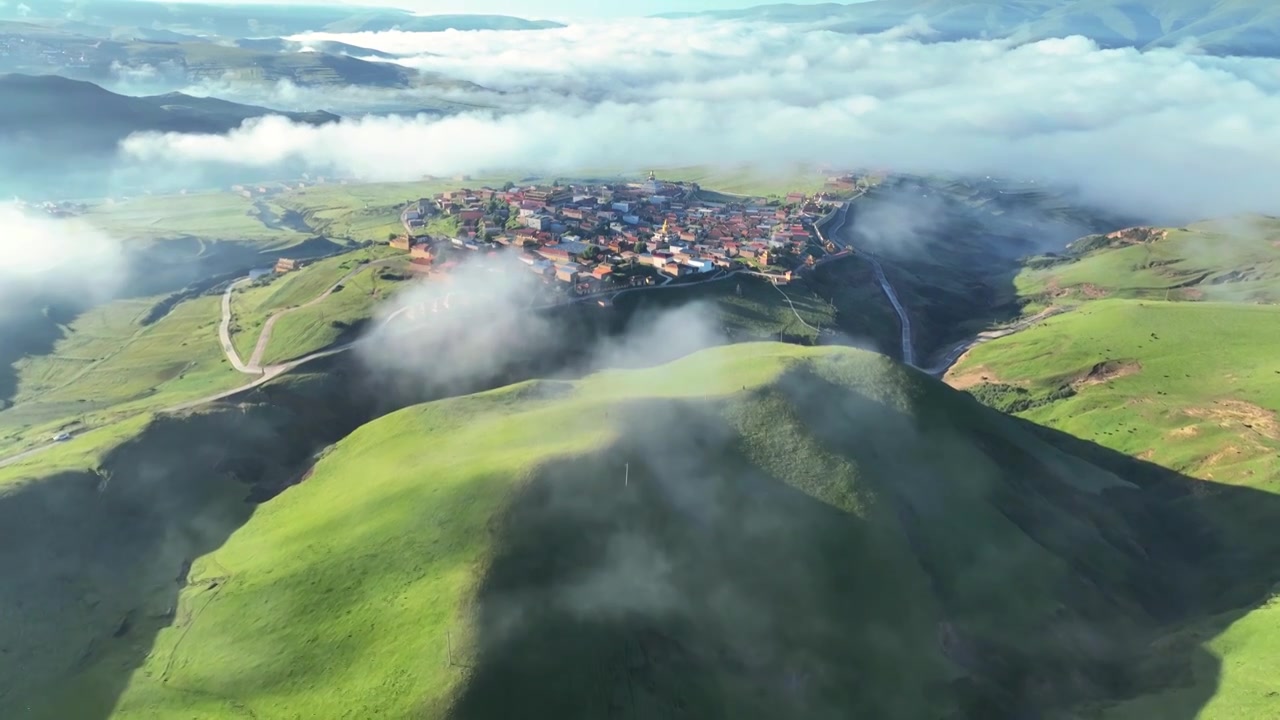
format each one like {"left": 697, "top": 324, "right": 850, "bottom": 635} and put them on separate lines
{"left": 664, "top": 0, "right": 1280, "bottom": 59}
{"left": 0, "top": 0, "right": 562, "bottom": 37}
{"left": 116, "top": 15, "right": 1280, "bottom": 223}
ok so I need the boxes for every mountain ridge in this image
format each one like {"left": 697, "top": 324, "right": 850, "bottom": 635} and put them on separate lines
{"left": 662, "top": 0, "right": 1280, "bottom": 57}
{"left": 6, "top": 341, "right": 1268, "bottom": 718}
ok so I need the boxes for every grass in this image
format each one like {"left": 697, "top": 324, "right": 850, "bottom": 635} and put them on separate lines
{"left": 618, "top": 276, "right": 836, "bottom": 343}
{"left": 1088, "top": 588, "right": 1280, "bottom": 720}
{"left": 0, "top": 293, "right": 245, "bottom": 455}
{"left": 641, "top": 165, "right": 829, "bottom": 198}
{"left": 1019, "top": 215, "right": 1280, "bottom": 305}
{"left": 228, "top": 246, "right": 403, "bottom": 361}
{"left": 82, "top": 192, "right": 310, "bottom": 248}
{"left": 952, "top": 299, "right": 1280, "bottom": 490}
{"left": 34, "top": 342, "right": 1230, "bottom": 719}
{"left": 258, "top": 265, "right": 409, "bottom": 365}
{"left": 272, "top": 179, "right": 506, "bottom": 243}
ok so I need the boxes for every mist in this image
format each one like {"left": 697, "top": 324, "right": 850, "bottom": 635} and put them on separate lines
{"left": 356, "top": 252, "right": 729, "bottom": 396}
{"left": 0, "top": 204, "right": 125, "bottom": 325}
{"left": 111, "top": 18, "right": 1280, "bottom": 223}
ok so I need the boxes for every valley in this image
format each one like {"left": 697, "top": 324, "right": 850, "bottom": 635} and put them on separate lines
{"left": 2, "top": 170, "right": 1279, "bottom": 719}
{"left": 2, "top": 2, "right": 1280, "bottom": 715}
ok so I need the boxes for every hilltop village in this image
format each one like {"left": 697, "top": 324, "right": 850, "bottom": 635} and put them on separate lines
{"left": 389, "top": 173, "right": 853, "bottom": 298}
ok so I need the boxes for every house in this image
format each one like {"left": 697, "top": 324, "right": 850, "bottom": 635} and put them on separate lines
{"left": 592, "top": 264, "right": 615, "bottom": 280}
{"left": 556, "top": 263, "right": 581, "bottom": 283}
{"left": 538, "top": 246, "right": 572, "bottom": 263}
{"left": 390, "top": 235, "right": 412, "bottom": 251}
{"left": 274, "top": 257, "right": 300, "bottom": 273}
{"left": 410, "top": 243, "right": 434, "bottom": 260}
{"left": 661, "top": 261, "right": 690, "bottom": 278}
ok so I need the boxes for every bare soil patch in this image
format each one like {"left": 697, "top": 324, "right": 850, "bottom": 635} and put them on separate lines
{"left": 1184, "top": 400, "right": 1280, "bottom": 441}
{"left": 1169, "top": 426, "right": 1200, "bottom": 439}
{"left": 946, "top": 364, "right": 1010, "bottom": 391}
{"left": 1070, "top": 360, "right": 1142, "bottom": 389}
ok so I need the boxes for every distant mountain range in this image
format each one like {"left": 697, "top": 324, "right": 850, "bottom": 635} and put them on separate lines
{"left": 0, "top": 0, "right": 562, "bottom": 38}
{"left": 664, "top": 0, "right": 1280, "bottom": 58}
{"left": 0, "top": 74, "right": 336, "bottom": 197}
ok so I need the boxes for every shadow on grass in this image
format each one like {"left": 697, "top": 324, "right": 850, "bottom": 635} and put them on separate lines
{"left": 2, "top": 342, "right": 1276, "bottom": 719}
{"left": 817, "top": 177, "right": 1132, "bottom": 365}
{"left": 0, "top": 237, "right": 347, "bottom": 410}
{"left": 0, "top": 365, "right": 381, "bottom": 719}
{"left": 448, "top": 367, "right": 1280, "bottom": 720}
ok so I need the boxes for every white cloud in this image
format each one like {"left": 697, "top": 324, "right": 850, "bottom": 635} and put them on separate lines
{"left": 123, "top": 19, "right": 1280, "bottom": 222}
{"left": 0, "top": 205, "right": 122, "bottom": 282}
{"left": 0, "top": 204, "right": 125, "bottom": 323}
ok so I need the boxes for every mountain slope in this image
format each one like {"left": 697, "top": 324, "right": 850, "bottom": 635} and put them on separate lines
{"left": 21, "top": 342, "right": 1266, "bottom": 719}
{"left": 0, "top": 74, "right": 335, "bottom": 196}
{"left": 669, "top": 0, "right": 1280, "bottom": 58}
{"left": 944, "top": 217, "right": 1280, "bottom": 717}
{"left": 2, "top": 0, "right": 563, "bottom": 37}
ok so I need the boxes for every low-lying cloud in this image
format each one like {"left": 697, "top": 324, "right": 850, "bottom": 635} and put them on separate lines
{"left": 121, "top": 18, "right": 1280, "bottom": 222}
{"left": 0, "top": 204, "right": 124, "bottom": 304}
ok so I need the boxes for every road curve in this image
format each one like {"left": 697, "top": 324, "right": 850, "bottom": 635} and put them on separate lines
{"left": 219, "top": 278, "right": 259, "bottom": 375}
{"left": 246, "top": 259, "right": 398, "bottom": 370}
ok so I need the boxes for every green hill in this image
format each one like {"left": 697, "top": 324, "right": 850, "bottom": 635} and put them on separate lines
{"left": 7, "top": 342, "right": 1276, "bottom": 718}
{"left": 942, "top": 215, "right": 1280, "bottom": 717}
{"left": 0, "top": 74, "right": 336, "bottom": 197}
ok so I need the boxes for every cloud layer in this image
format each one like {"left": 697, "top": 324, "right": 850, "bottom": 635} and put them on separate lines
{"left": 122, "top": 18, "right": 1280, "bottom": 222}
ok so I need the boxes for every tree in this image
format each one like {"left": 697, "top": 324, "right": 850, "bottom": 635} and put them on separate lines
{"left": 506, "top": 214, "right": 523, "bottom": 230}
{"left": 387, "top": 232, "right": 398, "bottom": 241}
{"left": 583, "top": 245, "right": 602, "bottom": 260}
{"left": 632, "top": 240, "right": 647, "bottom": 254}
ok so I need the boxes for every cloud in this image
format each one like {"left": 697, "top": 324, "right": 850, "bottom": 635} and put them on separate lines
{"left": 356, "top": 248, "right": 729, "bottom": 397}
{"left": 123, "top": 19, "right": 1280, "bottom": 222}
{"left": 0, "top": 204, "right": 123, "bottom": 286}
{"left": 0, "top": 203, "right": 125, "bottom": 324}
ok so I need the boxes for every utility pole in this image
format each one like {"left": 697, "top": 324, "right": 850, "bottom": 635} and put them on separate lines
{"left": 625, "top": 463, "right": 629, "bottom": 487}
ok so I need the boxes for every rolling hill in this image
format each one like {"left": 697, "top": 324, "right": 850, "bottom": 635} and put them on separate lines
{"left": 1, "top": 0, "right": 563, "bottom": 37}
{"left": 939, "top": 215, "right": 1280, "bottom": 716}
{"left": 666, "top": 0, "right": 1280, "bottom": 58}
{"left": 4, "top": 342, "right": 1276, "bottom": 718}
{"left": 0, "top": 74, "right": 336, "bottom": 197}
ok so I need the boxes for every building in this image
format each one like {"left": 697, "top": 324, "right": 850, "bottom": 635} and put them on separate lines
{"left": 390, "top": 235, "right": 412, "bottom": 251}
{"left": 274, "top": 257, "right": 300, "bottom": 274}
{"left": 556, "top": 263, "right": 581, "bottom": 283}
{"left": 661, "top": 261, "right": 690, "bottom": 278}
{"left": 410, "top": 243, "right": 434, "bottom": 261}
{"left": 525, "top": 187, "right": 571, "bottom": 206}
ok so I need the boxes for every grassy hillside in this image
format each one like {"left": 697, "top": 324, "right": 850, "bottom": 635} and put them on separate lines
{"left": 945, "top": 214, "right": 1280, "bottom": 717}
{"left": 227, "top": 246, "right": 410, "bottom": 365}
{"left": 1019, "top": 216, "right": 1280, "bottom": 307}
{"left": 7, "top": 342, "right": 1266, "bottom": 719}
{"left": 615, "top": 276, "right": 837, "bottom": 344}
{"left": 0, "top": 292, "right": 245, "bottom": 454}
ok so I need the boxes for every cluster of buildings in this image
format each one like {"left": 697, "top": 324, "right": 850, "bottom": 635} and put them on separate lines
{"left": 392, "top": 173, "right": 846, "bottom": 294}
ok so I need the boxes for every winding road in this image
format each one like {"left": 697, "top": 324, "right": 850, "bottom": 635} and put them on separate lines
{"left": 222, "top": 259, "right": 399, "bottom": 375}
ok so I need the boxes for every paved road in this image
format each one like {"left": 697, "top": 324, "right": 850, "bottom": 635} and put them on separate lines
{"left": 863, "top": 252, "right": 915, "bottom": 366}
{"left": 245, "top": 259, "right": 399, "bottom": 370}
{"left": 823, "top": 201, "right": 918, "bottom": 366}
{"left": 219, "top": 278, "right": 258, "bottom": 374}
